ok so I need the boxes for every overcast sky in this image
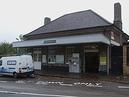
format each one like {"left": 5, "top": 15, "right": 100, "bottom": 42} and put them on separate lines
{"left": 0, "top": 0, "right": 128, "bottom": 43}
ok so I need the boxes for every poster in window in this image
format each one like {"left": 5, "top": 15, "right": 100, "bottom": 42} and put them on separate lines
{"left": 48, "top": 55, "right": 56, "bottom": 64}
{"left": 56, "top": 55, "right": 64, "bottom": 64}
{"left": 100, "top": 56, "right": 106, "bottom": 65}
{"left": 42, "top": 55, "right": 46, "bottom": 63}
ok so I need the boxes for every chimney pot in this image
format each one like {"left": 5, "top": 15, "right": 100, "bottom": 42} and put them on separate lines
{"left": 44, "top": 17, "right": 51, "bottom": 25}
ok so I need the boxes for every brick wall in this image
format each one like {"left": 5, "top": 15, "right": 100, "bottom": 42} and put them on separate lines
{"left": 123, "top": 45, "right": 129, "bottom": 75}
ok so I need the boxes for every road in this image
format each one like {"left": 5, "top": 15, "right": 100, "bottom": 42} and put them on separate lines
{"left": 0, "top": 76, "right": 129, "bottom": 97}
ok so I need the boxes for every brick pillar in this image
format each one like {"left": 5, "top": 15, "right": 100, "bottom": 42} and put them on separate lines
{"left": 123, "top": 45, "right": 129, "bottom": 75}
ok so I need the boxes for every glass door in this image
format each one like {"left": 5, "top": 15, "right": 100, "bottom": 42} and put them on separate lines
{"left": 33, "top": 51, "right": 41, "bottom": 70}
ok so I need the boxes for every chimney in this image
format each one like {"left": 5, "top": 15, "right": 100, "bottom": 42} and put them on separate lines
{"left": 114, "top": 3, "right": 122, "bottom": 30}
{"left": 44, "top": 17, "right": 51, "bottom": 25}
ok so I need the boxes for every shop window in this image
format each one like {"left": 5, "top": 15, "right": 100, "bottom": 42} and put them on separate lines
{"left": 48, "top": 47, "right": 56, "bottom": 64}
{"left": 56, "top": 55, "right": 64, "bottom": 64}
{"left": 33, "top": 53, "right": 37, "bottom": 61}
{"left": 65, "top": 47, "right": 74, "bottom": 64}
{"left": 48, "top": 55, "right": 56, "bottom": 64}
{"left": 33, "top": 53, "right": 41, "bottom": 62}
{"left": 47, "top": 46, "right": 65, "bottom": 64}
{"left": 48, "top": 55, "right": 64, "bottom": 64}
{"left": 38, "top": 53, "right": 42, "bottom": 62}
{"left": 42, "top": 55, "right": 46, "bottom": 63}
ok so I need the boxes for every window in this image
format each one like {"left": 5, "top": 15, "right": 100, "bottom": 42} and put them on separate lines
{"left": 48, "top": 55, "right": 56, "bottom": 64}
{"left": 65, "top": 47, "right": 74, "bottom": 64}
{"left": 47, "top": 46, "right": 65, "bottom": 64}
{"left": 33, "top": 53, "right": 37, "bottom": 61}
{"left": 33, "top": 51, "right": 41, "bottom": 62}
{"left": 48, "top": 47, "right": 56, "bottom": 64}
{"left": 0, "top": 60, "right": 2, "bottom": 66}
{"left": 38, "top": 53, "right": 42, "bottom": 62}
{"left": 56, "top": 55, "right": 64, "bottom": 64}
{"left": 7, "top": 60, "right": 16, "bottom": 65}
{"left": 48, "top": 55, "right": 64, "bottom": 64}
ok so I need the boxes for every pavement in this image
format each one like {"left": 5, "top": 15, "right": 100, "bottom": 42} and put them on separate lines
{"left": 1, "top": 73, "right": 129, "bottom": 84}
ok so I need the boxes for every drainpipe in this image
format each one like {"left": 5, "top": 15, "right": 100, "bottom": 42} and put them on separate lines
{"left": 107, "top": 30, "right": 112, "bottom": 75}
{"left": 107, "top": 46, "right": 110, "bottom": 75}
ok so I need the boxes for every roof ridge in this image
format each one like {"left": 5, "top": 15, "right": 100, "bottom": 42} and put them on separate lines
{"left": 62, "top": 9, "right": 92, "bottom": 16}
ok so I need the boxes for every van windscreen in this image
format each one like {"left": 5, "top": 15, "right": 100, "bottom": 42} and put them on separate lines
{"left": 0, "top": 60, "right": 2, "bottom": 66}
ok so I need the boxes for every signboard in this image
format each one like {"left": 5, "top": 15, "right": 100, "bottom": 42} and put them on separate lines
{"left": 100, "top": 56, "right": 106, "bottom": 65}
{"left": 43, "top": 40, "right": 56, "bottom": 44}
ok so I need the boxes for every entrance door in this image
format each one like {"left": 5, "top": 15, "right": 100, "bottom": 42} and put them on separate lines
{"left": 111, "top": 46, "right": 123, "bottom": 75}
{"left": 85, "top": 52, "right": 99, "bottom": 73}
{"left": 33, "top": 51, "right": 41, "bottom": 70}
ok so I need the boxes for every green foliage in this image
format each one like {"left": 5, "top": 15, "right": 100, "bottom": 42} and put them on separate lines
{"left": 0, "top": 42, "right": 16, "bottom": 57}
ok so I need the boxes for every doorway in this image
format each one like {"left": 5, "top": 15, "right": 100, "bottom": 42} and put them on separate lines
{"left": 85, "top": 52, "right": 99, "bottom": 73}
{"left": 33, "top": 51, "right": 42, "bottom": 70}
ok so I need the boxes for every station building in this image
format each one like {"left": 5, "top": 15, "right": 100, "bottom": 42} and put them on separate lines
{"left": 13, "top": 3, "right": 129, "bottom": 75}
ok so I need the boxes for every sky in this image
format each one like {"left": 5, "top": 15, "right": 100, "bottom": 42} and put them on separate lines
{"left": 0, "top": 0, "right": 129, "bottom": 43}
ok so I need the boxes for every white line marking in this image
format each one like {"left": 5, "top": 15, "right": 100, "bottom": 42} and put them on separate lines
{"left": 47, "top": 81, "right": 63, "bottom": 84}
{"left": 0, "top": 90, "right": 77, "bottom": 97}
{"left": 36, "top": 81, "right": 48, "bottom": 85}
{"left": 0, "top": 81, "right": 7, "bottom": 83}
{"left": 118, "top": 86, "right": 129, "bottom": 89}
{"left": 36, "top": 81, "right": 63, "bottom": 85}
{"left": 16, "top": 80, "right": 25, "bottom": 84}
{"left": 59, "top": 83, "right": 73, "bottom": 86}
{"left": 35, "top": 81, "right": 103, "bottom": 87}
{"left": 73, "top": 82, "right": 102, "bottom": 87}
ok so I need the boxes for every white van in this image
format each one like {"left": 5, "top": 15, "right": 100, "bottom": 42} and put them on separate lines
{"left": 0, "top": 55, "right": 34, "bottom": 78}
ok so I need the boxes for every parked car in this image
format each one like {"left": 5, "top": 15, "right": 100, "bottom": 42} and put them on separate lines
{"left": 0, "top": 55, "right": 34, "bottom": 78}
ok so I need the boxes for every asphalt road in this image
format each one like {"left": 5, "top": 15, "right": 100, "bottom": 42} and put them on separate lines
{"left": 0, "top": 75, "right": 129, "bottom": 97}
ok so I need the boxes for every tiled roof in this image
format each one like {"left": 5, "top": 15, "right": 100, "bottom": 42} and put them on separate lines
{"left": 25, "top": 10, "right": 111, "bottom": 36}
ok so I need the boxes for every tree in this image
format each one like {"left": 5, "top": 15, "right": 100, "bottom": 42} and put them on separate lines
{"left": 0, "top": 42, "right": 16, "bottom": 57}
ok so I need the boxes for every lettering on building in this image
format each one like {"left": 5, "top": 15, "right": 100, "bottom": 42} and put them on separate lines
{"left": 43, "top": 40, "right": 56, "bottom": 44}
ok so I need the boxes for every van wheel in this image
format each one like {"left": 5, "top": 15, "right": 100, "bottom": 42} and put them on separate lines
{"left": 27, "top": 74, "right": 35, "bottom": 78}
{"left": 13, "top": 73, "right": 18, "bottom": 78}
{"left": 30, "top": 74, "right": 35, "bottom": 78}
